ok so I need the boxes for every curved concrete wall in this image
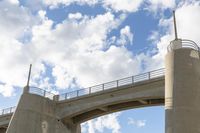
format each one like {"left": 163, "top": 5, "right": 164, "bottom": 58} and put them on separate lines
{"left": 165, "top": 47, "right": 200, "bottom": 133}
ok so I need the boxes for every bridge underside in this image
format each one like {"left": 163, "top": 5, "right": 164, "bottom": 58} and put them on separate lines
{"left": 0, "top": 114, "right": 12, "bottom": 133}
{"left": 71, "top": 98, "right": 164, "bottom": 123}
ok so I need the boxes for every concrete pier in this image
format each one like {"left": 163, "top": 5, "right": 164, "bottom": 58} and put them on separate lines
{"left": 6, "top": 87, "right": 80, "bottom": 133}
{"left": 165, "top": 39, "right": 200, "bottom": 133}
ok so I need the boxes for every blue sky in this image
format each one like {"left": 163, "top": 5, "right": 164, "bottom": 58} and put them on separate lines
{"left": 0, "top": 0, "right": 200, "bottom": 133}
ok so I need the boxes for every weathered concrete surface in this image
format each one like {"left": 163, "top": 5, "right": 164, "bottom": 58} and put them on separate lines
{"left": 165, "top": 40, "right": 200, "bottom": 133}
{"left": 6, "top": 92, "right": 80, "bottom": 133}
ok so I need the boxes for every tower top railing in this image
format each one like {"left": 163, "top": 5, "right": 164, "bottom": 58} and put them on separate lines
{"left": 167, "top": 39, "right": 200, "bottom": 52}
{"left": 28, "top": 86, "right": 55, "bottom": 100}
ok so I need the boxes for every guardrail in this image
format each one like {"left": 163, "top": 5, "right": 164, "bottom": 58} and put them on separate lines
{"left": 0, "top": 106, "right": 16, "bottom": 116}
{"left": 57, "top": 68, "right": 165, "bottom": 101}
{"left": 167, "top": 39, "right": 200, "bottom": 52}
{"left": 29, "top": 86, "right": 55, "bottom": 100}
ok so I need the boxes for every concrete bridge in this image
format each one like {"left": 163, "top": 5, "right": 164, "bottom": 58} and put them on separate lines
{"left": 0, "top": 68, "right": 165, "bottom": 132}
{"left": 1, "top": 39, "right": 200, "bottom": 133}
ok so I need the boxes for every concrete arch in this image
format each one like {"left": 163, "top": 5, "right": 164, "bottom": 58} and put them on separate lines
{"left": 57, "top": 76, "right": 164, "bottom": 124}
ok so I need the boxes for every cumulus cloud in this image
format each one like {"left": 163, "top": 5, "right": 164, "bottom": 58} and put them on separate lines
{"left": 68, "top": 12, "right": 83, "bottom": 20}
{"left": 0, "top": 3, "right": 59, "bottom": 97}
{"left": 128, "top": 118, "right": 146, "bottom": 128}
{"left": 0, "top": 1, "right": 141, "bottom": 97}
{"left": 146, "top": 0, "right": 176, "bottom": 13}
{"left": 0, "top": 84, "right": 15, "bottom": 97}
{"left": 0, "top": 0, "right": 36, "bottom": 39}
{"left": 117, "top": 25, "right": 133, "bottom": 46}
{"left": 82, "top": 113, "right": 121, "bottom": 133}
{"left": 0, "top": 0, "right": 42, "bottom": 96}
{"left": 30, "top": 11, "right": 141, "bottom": 89}
{"left": 43, "top": 0, "right": 143, "bottom": 12}
{"left": 102, "top": 0, "right": 143, "bottom": 12}
{"left": 44, "top": 0, "right": 98, "bottom": 9}
{"left": 7, "top": 0, "right": 19, "bottom": 5}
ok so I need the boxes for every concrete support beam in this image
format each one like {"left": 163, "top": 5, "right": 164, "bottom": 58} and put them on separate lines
{"left": 138, "top": 100, "right": 148, "bottom": 104}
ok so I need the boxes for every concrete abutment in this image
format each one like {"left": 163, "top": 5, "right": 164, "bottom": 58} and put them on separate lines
{"left": 6, "top": 89, "right": 80, "bottom": 133}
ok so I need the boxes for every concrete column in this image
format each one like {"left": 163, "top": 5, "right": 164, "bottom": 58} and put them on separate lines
{"left": 165, "top": 40, "right": 200, "bottom": 133}
{"left": 6, "top": 93, "right": 81, "bottom": 133}
{"left": 23, "top": 86, "right": 29, "bottom": 93}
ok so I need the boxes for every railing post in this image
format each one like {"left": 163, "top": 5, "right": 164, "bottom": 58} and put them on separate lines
{"left": 2, "top": 109, "right": 4, "bottom": 115}
{"left": 89, "top": 87, "right": 91, "bottom": 94}
{"left": 44, "top": 90, "right": 46, "bottom": 97}
{"left": 148, "top": 72, "right": 150, "bottom": 79}
{"left": 116, "top": 80, "right": 118, "bottom": 87}
{"left": 65, "top": 93, "right": 68, "bottom": 100}
{"left": 102, "top": 84, "right": 104, "bottom": 90}
{"left": 77, "top": 90, "right": 79, "bottom": 97}
{"left": 53, "top": 95, "right": 59, "bottom": 101}
{"left": 132, "top": 76, "right": 134, "bottom": 84}
{"left": 10, "top": 107, "right": 12, "bottom": 113}
{"left": 23, "top": 86, "right": 30, "bottom": 94}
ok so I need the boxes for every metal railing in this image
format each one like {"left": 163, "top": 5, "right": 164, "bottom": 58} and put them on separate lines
{"left": 29, "top": 86, "right": 55, "bottom": 100}
{"left": 0, "top": 106, "right": 16, "bottom": 116}
{"left": 58, "top": 68, "right": 165, "bottom": 101}
{"left": 168, "top": 39, "right": 200, "bottom": 52}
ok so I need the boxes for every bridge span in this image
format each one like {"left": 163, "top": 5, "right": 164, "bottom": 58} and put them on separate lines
{"left": 0, "top": 68, "right": 165, "bottom": 133}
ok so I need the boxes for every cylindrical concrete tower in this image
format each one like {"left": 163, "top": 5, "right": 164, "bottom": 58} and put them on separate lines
{"left": 165, "top": 39, "right": 200, "bottom": 133}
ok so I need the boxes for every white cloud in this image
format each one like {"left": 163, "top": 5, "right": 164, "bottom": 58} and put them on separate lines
{"left": 44, "top": 0, "right": 98, "bottom": 9}
{"left": 30, "top": 11, "right": 141, "bottom": 89}
{"left": 117, "top": 25, "right": 133, "bottom": 46}
{"left": 146, "top": 0, "right": 176, "bottom": 13}
{"left": 0, "top": 2, "right": 48, "bottom": 97}
{"left": 21, "top": 0, "right": 44, "bottom": 12}
{"left": 175, "top": 1, "right": 200, "bottom": 44}
{"left": 7, "top": 0, "right": 19, "bottom": 5}
{"left": 82, "top": 113, "right": 121, "bottom": 133}
{"left": 128, "top": 118, "right": 146, "bottom": 128}
{"left": 0, "top": 0, "right": 36, "bottom": 39}
{"left": 43, "top": 0, "right": 143, "bottom": 12}
{"left": 68, "top": 12, "right": 83, "bottom": 20}
{"left": 52, "top": 65, "right": 74, "bottom": 89}
{"left": 103, "top": 0, "right": 143, "bottom": 12}
{"left": 0, "top": 84, "right": 15, "bottom": 97}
